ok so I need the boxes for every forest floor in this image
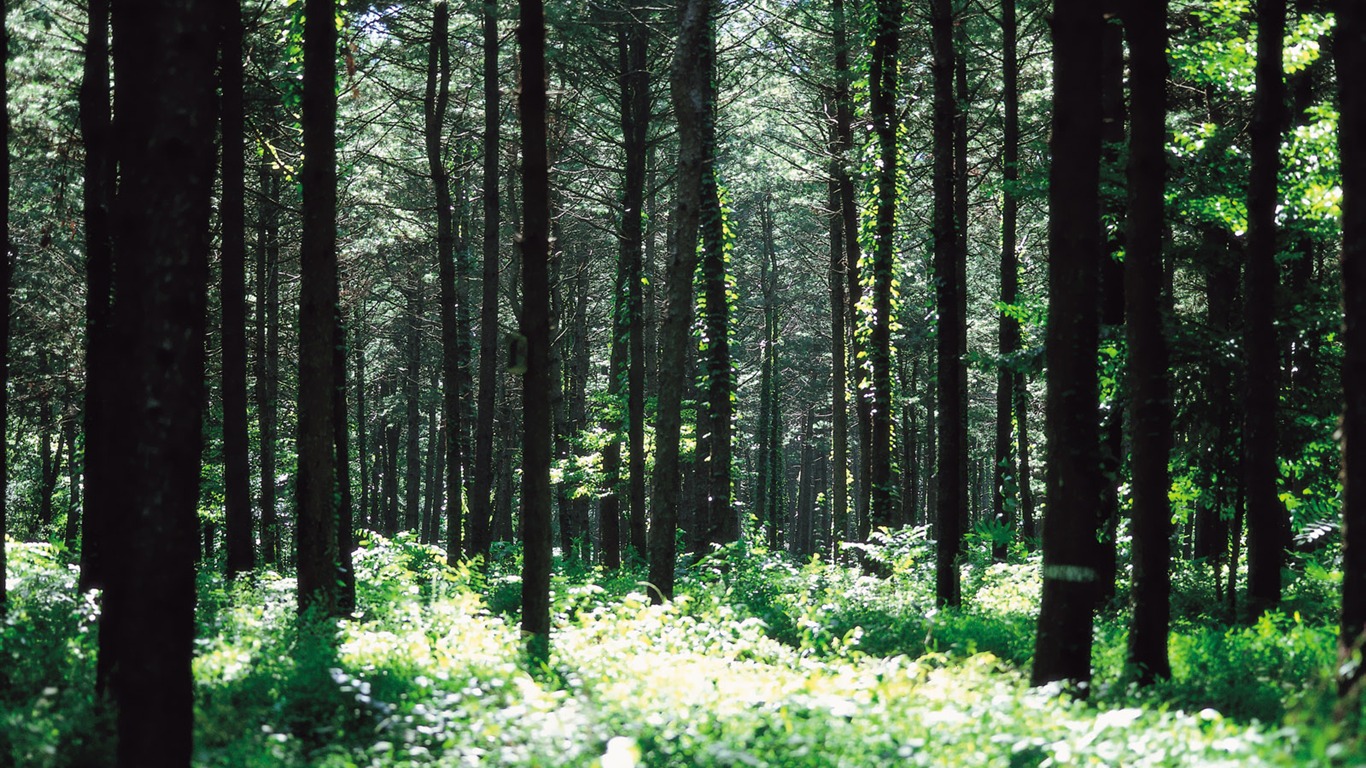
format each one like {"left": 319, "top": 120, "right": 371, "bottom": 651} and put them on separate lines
{"left": 2, "top": 531, "right": 1362, "bottom": 766}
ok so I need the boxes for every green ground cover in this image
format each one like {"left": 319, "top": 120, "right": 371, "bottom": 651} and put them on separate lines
{"left": 2, "top": 533, "right": 1361, "bottom": 766}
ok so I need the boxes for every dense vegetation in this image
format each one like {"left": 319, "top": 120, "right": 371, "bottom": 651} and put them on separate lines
{"left": 0, "top": 0, "right": 1365, "bottom": 764}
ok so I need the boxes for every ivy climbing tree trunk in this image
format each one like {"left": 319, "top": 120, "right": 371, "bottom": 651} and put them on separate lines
{"left": 1124, "top": 0, "right": 1172, "bottom": 685}
{"left": 868, "top": 0, "right": 901, "bottom": 532}
{"left": 649, "top": 0, "right": 709, "bottom": 603}
{"left": 518, "top": 0, "right": 554, "bottom": 661}
{"left": 698, "top": 11, "right": 734, "bottom": 548}
{"left": 1244, "top": 0, "right": 1289, "bottom": 618}
{"left": 220, "top": 0, "right": 253, "bottom": 579}
{"left": 1031, "top": 0, "right": 1104, "bottom": 691}
{"left": 296, "top": 0, "right": 341, "bottom": 617}
{"left": 1339, "top": 0, "right": 1366, "bottom": 701}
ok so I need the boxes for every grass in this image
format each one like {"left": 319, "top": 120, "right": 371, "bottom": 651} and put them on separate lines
{"left": 2, "top": 531, "right": 1362, "bottom": 766}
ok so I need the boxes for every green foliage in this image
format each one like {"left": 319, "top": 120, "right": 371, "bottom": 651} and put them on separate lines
{"left": 1, "top": 535, "right": 1358, "bottom": 765}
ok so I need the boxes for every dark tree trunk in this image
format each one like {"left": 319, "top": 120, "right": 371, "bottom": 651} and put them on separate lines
{"left": 624, "top": 0, "right": 651, "bottom": 559}
{"left": 356, "top": 311, "right": 369, "bottom": 535}
{"left": 295, "top": 0, "right": 340, "bottom": 617}
{"left": 221, "top": 0, "right": 253, "bottom": 579}
{"left": 38, "top": 367, "right": 56, "bottom": 529}
{"left": 518, "top": 0, "right": 553, "bottom": 661}
{"left": 64, "top": 411, "right": 82, "bottom": 551}
{"left": 78, "top": 0, "right": 113, "bottom": 595}
{"left": 827, "top": 173, "right": 849, "bottom": 549}
{"left": 1031, "top": 0, "right": 1104, "bottom": 691}
{"left": 1338, "top": 0, "right": 1366, "bottom": 700}
{"left": 1124, "top": 0, "right": 1172, "bottom": 685}
{"left": 648, "top": 0, "right": 709, "bottom": 603}
{"left": 868, "top": 0, "right": 901, "bottom": 532}
{"left": 1095, "top": 0, "right": 1126, "bottom": 606}
{"left": 335, "top": 309, "right": 355, "bottom": 613}
{"left": 829, "top": 0, "right": 855, "bottom": 556}
{"left": 383, "top": 400, "right": 401, "bottom": 536}
{"left": 698, "top": 14, "right": 733, "bottom": 548}
{"left": 1243, "top": 0, "right": 1288, "bottom": 618}
{"left": 426, "top": 1, "right": 463, "bottom": 560}
{"left": 931, "top": 0, "right": 964, "bottom": 606}
{"left": 97, "top": 0, "right": 217, "bottom": 758}
{"left": 758, "top": 196, "right": 780, "bottom": 547}
{"left": 404, "top": 275, "right": 423, "bottom": 533}
{"left": 1017, "top": 375, "right": 1035, "bottom": 544}
{"left": 256, "top": 160, "right": 281, "bottom": 566}
{"left": 992, "top": 0, "right": 1021, "bottom": 563}
{"left": 469, "top": 0, "right": 500, "bottom": 559}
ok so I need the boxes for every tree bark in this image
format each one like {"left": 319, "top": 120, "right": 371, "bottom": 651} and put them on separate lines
{"left": 519, "top": 0, "right": 553, "bottom": 661}
{"left": 78, "top": 0, "right": 113, "bottom": 594}
{"left": 649, "top": 0, "right": 709, "bottom": 603}
{"left": 992, "top": 0, "right": 1021, "bottom": 564}
{"left": 868, "top": 0, "right": 901, "bottom": 534}
{"left": 1031, "top": 0, "right": 1104, "bottom": 691}
{"left": 1244, "top": 0, "right": 1289, "bottom": 618}
{"left": 469, "top": 0, "right": 501, "bottom": 559}
{"left": 296, "top": 0, "right": 340, "bottom": 616}
{"left": 624, "top": 0, "right": 651, "bottom": 559}
{"left": 931, "top": 0, "right": 964, "bottom": 606}
{"left": 1124, "top": 0, "right": 1172, "bottom": 685}
{"left": 0, "top": 0, "right": 8, "bottom": 616}
{"left": 221, "top": 0, "right": 253, "bottom": 579}
{"left": 256, "top": 159, "right": 281, "bottom": 566}
{"left": 97, "top": 0, "right": 218, "bottom": 758}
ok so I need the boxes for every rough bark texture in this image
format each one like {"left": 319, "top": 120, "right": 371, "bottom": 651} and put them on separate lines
{"left": 221, "top": 0, "right": 253, "bottom": 579}
{"left": 426, "top": 0, "right": 463, "bottom": 561}
{"left": 97, "top": 0, "right": 218, "bottom": 759}
{"left": 0, "top": 0, "right": 8, "bottom": 617}
{"left": 931, "top": 0, "right": 963, "bottom": 606}
{"left": 1031, "top": 0, "right": 1104, "bottom": 691}
{"left": 518, "top": 0, "right": 554, "bottom": 661}
{"left": 296, "top": 0, "right": 341, "bottom": 617}
{"left": 78, "top": 0, "right": 113, "bottom": 595}
{"left": 649, "top": 0, "right": 708, "bottom": 603}
{"left": 469, "top": 0, "right": 500, "bottom": 559}
{"left": 1124, "top": 0, "right": 1172, "bottom": 685}
{"left": 1338, "top": 0, "right": 1366, "bottom": 700}
{"left": 992, "top": 0, "right": 1020, "bottom": 563}
{"left": 1243, "top": 0, "right": 1289, "bottom": 617}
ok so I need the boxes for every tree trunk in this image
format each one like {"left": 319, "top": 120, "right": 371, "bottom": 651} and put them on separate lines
{"left": 649, "top": 0, "right": 709, "bottom": 603}
{"left": 296, "top": 0, "right": 340, "bottom": 617}
{"left": 992, "top": 0, "right": 1021, "bottom": 563}
{"left": 404, "top": 274, "right": 423, "bottom": 533}
{"left": 78, "top": 0, "right": 113, "bottom": 594}
{"left": 469, "top": 0, "right": 501, "bottom": 559}
{"left": 1095, "top": 0, "right": 1126, "bottom": 606}
{"left": 1031, "top": 0, "right": 1104, "bottom": 691}
{"left": 931, "top": 0, "right": 964, "bottom": 606}
{"left": 64, "top": 411, "right": 82, "bottom": 552}
{"left": 829, "top": 0, "right": 855, "bottom": 557}
{"left": 355, "top": 308, "right": 370, "bottom": 532}
{"left": 758, "top": 195, "right": 779, "bottom": 547}
{"left": 868, "top": 0, "right": 901, "bottom": 534}
{"left": 698, "top": 14, "right": 733, "bottom": 548}
{"left": 335, "top": 308, "right": 355, "bottom": 613}
{"left": 221, "top": 0, "right": 253, "bottom": 579}
{"left": 97, "top": 0, "right": 217, "bottom": 758}
{"left": 256, "top": 158, "right": 282, "bottom": 566}
{"left": 1244, "top": 0, "right": 1289, "bottom": 618}
{"left": 1124, "top": 0, "right": 1172, "bottom": 685}
{"left": 624, "top": 0, "right": 651, "bottom": 560}
{"left": 1338, "top": 0, "right": 1366, "bottom": 699}
{"left": 518, "top": 0, "right": 553, "bottom": 661}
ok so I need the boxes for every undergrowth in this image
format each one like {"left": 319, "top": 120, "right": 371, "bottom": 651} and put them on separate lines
{"left": 1, "top": 532, "right": 1361, "bottom": 766}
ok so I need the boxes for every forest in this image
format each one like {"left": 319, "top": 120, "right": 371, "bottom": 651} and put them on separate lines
{"left": 1, "top": 0, "right": 1365, "bottom": 763}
